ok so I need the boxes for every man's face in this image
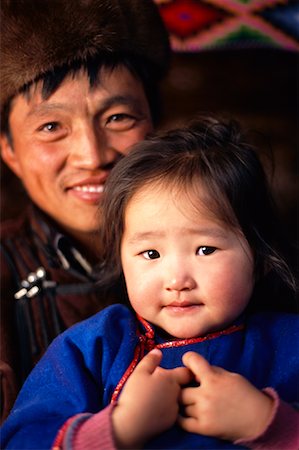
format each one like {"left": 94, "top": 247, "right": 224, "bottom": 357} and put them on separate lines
{"left": 1, "top": 66, "right": 153, "bottom": 243}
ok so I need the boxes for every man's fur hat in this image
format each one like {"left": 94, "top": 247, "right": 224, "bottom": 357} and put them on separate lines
{"left": 0, "top": 0, "right": 170, "bottom": 112}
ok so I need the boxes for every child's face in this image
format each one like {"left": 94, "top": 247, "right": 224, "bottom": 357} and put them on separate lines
{"left": 121, "top": 183, "right": 255, "bottom": 339}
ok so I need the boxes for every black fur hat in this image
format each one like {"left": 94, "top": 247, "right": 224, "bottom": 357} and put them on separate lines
{"left": 0, "top": 0, "right": 170, "bottom": 112}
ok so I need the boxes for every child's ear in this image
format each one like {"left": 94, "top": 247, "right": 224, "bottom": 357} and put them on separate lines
{"left": 252, "top": 259, "right": 267, "bottom": 285}
{"left": 0, "top": 134, "right": 22, "bottom": 178}
{"left": 261, "top": 259, "right": 271, "bottom": 277}
{"left": 253, "top": 262, "right": 272, "bottom": 294}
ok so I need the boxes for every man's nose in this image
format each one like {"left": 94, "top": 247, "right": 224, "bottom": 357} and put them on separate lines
{"left": 69, "top": 126, "right": 117, "bottom": 169}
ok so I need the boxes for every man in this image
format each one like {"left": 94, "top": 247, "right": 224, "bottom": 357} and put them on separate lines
{"left": 0, "top": 0, "right": 170, "bottom": 422}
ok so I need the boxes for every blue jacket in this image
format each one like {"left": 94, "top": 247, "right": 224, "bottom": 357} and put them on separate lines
{"left": 1, "top": 304, "right": 298, "bottom": 449}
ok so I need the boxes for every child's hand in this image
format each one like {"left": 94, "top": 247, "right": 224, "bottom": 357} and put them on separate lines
{"left": 179, "top": 352, "right": 274, "bottom": 442}
{"left": 112, "top": 348, "right": 192, "bottom": 449}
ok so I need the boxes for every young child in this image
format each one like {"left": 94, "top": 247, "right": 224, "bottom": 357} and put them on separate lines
{"left": 1, "top": 117, "right": 298, "bottom": 450}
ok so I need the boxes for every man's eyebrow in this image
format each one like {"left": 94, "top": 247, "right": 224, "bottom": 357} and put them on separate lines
{"left": 26, "top": 95, "right": 144, "bottom": 119}
{"left": 99, "top": 95, "right": 144, "bottom": 113}
{"left": 26, "top": 103, "right": 69, "bottom": 118}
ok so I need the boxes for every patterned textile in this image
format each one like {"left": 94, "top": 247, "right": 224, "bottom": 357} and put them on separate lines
{"left": 155, "top": 0, "right": 299, "bottom": 52}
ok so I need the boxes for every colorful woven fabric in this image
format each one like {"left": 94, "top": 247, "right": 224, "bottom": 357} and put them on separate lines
{"left": 155, "top": 0, "right": 299, "bottom": 52}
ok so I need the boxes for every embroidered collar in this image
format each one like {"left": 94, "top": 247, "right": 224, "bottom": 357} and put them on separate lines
{"left": 136, "top": 314, "right": 245, "bottom": 351}
{"left": 111, "top": 315, "right": 244, "bottom": 402}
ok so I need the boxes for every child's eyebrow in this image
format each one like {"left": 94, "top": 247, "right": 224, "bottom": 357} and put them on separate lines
{"left": 126, "top": 227, "right": 227, "bottom": 244}
{"left": 126, "top": 231, "right": 164, "bottom": 244}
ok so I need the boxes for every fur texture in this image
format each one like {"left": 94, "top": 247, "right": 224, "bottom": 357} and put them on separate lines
{"left": 0, "top": 0, "right": 169, "bottom": 110}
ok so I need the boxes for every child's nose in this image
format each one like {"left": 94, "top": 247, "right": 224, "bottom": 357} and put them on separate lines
{"left": 165, "top": 273, "right": 196, "bottom": 292}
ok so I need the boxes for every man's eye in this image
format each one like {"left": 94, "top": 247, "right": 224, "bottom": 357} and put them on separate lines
{"left": 142, "top": 250, "right": 160, "bottom": 260}
{"left": 39, "top": 122, "right": 59, "bottom": 132}
{"left": 197, "top": 246, "right": 216, "bottom": 256}
{"left": 105, "top": 114, "right": 136, "bottom": 130}
{"left": 107, "top": 114, "right": 126, "bottom": 122}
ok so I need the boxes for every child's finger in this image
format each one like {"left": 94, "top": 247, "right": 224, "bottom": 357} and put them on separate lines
{"left": 182, "top": 352, "right": 212, "bottom": 381}
{"left": 180, "top": 386, "right": 197, "bottom": 405}
{"left": 137, "top": 349, "right": 163, "bottom": 374}
{"left": 183, "top": 404, "right": 198, "bottom": 418}
{"left": 171, "top": 366, "right": 193, "bottom": 386}
{"left": 177, "top": 415, "right": 198, "bottom": 434}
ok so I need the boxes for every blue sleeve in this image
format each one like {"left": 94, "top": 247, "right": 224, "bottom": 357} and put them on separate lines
{"left": 0, "top": 304, "right": 135, "bottom": 449}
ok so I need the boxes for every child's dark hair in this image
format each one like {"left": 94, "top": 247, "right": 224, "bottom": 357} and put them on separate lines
{"left": 99, "top": 116, "right": 297, "bottom": 312}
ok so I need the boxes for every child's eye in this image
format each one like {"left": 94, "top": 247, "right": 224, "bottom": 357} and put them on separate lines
{"left": 141, "top": 250, "right": 160, "bottom": 260}
{"left": 196, "top": 246, "right": 216, "bottom": 256}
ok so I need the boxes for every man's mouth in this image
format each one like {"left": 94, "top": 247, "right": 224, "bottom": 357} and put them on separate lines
{"left": 72, "top": 185, "right": 104, "bottom": 193}
{"left": 68, "top": 180, "right": 106, "bottom": 203}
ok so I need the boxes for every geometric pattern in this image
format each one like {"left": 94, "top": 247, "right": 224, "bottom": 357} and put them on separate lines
{"left": 155, "top": 0, "right": 299, "bottom": 52}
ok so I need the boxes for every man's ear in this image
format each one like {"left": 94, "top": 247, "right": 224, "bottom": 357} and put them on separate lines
{"left": 0, "top": 134, "right": 22, "bottom": 178}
